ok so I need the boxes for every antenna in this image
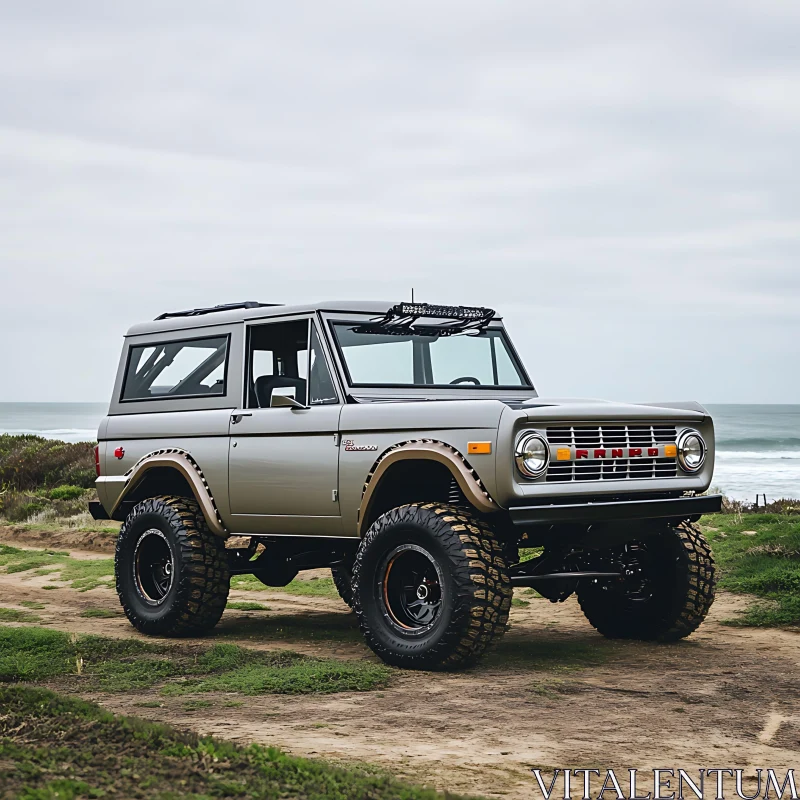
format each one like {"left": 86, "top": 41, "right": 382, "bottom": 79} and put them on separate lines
{"left": 411, "top": 287, "right": 415, "bottom": 302}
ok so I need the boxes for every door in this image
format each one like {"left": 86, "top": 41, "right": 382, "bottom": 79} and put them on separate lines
{"left": 228, "top": 317, "right": 343, "bottom": 535}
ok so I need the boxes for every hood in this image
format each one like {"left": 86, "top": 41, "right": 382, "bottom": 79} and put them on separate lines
{"left": 511, "top": 397, "right": 709, "bottom": 423}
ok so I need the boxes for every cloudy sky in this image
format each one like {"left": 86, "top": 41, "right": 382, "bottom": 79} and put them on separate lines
{"left": 1, "top": 1, "right": 798, "bottom": 404}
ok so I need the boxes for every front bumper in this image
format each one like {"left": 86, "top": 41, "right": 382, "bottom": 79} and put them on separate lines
{"left": 509, "top": 494, "right": 722, "bottom": 527}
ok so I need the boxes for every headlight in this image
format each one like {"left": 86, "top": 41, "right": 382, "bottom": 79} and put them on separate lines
{"left": 678, "top": 430, "right": 706, "bottom": 472}
{"left": 515, "top": 433, "right": 549, "bottom": 478}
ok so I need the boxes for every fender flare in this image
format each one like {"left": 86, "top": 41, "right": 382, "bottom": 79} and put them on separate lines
{"left": 357, "top": 439, "right": 498, "bottom": 536}
{"left": 109, "top": 448, "right": 228, "bottom": 538}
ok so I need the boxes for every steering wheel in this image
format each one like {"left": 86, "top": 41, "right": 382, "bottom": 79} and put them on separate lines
{"left": 449, "top": 376, "right": 481, "bottom": 385}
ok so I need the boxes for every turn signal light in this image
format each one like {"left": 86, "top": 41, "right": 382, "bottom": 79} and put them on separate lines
{"left": 468, "top": 442, "right": 492, "bottom": 454}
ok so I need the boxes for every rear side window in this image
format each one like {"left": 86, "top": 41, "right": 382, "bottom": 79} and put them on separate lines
{"left": 121, "top": 335, "right": 229, "bottom": 401}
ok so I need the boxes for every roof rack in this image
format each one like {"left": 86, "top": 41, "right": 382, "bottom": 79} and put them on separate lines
{"left": 155, "top": 302, "right": 281, "bottom": 321}
{"left": 352, "top": 302, "right": 495, "bottom": 337}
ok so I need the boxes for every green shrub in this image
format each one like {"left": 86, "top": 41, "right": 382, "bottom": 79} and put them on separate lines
{"left": 47, "top": 485, "right": 85, "bottom": 501}
{"left": 0, "top": 435, "right": 95, "bottom": 492}
{"left": 0, "top": 497, "right": 49, "bottom": 523}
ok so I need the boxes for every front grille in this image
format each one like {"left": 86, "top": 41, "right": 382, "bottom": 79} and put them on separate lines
{"left": 545, "top": 424, "right": 678, "bottom": 483}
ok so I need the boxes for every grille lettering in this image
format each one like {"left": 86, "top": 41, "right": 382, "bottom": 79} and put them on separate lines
{"left": 544, "top": 424, "right": 680, "bottom": 482}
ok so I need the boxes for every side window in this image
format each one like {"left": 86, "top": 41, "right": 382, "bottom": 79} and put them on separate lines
{"left": 309, "top": 327, "right": 338, "bottom": 405}
{"left": 246, "top": 320, "right": 338, "bottom": 408}
{"left": 122, "top": 336, "right": 228, "bottom": 401}
{"left": 247, "top": 320, "right": 309, "bottom": 408}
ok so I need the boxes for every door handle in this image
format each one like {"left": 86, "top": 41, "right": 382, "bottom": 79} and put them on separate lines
{"left": 230, "top": 412, "right": 253, "bottom": 424}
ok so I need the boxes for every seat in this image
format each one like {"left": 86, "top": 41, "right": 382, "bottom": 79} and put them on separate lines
{"left": 254, "top": 375, "right": 307, "bottom": 408}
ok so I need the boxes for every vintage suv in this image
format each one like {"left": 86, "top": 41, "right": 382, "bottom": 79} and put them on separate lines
{"left": 91, "top": 301, "right": 721, "bottom": 670}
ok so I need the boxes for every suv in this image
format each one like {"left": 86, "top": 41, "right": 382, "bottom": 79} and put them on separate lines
{"left": 91, "top": 301, "right": 720, "bottom": 670}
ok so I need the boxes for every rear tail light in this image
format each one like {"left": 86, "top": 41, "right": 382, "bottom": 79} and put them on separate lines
{"left": 94, "top": 445, "right": 101, "bottom": 477}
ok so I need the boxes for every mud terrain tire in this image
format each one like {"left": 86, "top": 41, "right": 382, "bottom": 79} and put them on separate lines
{"left": 577, "top": 521, "right": 715, "bottom": 641}
{"left": 353, "top": 503, "right": 512, "bottom": 670}
{"left": 331, "top": 556, "right": 355, "bottom": 608}
{"left": 116, "top": 495, "right": 230, "bottom": 636}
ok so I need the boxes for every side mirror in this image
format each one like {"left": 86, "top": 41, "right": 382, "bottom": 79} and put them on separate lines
{"left": 270, "top": 392, "right": 306, "bottom": 410}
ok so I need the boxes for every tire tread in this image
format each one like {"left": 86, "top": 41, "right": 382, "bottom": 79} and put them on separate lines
{"left": 353, "top": 502, "right": 511, "bottom": 670}
{"left": 577, "top": 521, "right": 715, "bottom": 642}
{"left": 115, "top": 495, "right": 229, "bottom": 637}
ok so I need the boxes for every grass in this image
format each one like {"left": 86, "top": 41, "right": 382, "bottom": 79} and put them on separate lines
{"left": 20, "top": 601, "right": 47, "bottom": 610}
{"left": 10, "top": 515, "right": 120, "bottom": 535}
{"left": 161, "top": 654, "right": 390, "bottom": 697}
{"left": 0, "top": 544, "right": 114, "bottom": 591}
{"left": 227, "top": 601, "right": 270, "bottom": 611}
{"left": 0, "top": 685, "right": 477, "bottom": 800}
{"left": 0, "top": 626, "right": 166, "bottom": 686}
{"left": 216, "top": 610, "right": 362, "bottom": 644}
{"left": 0, "top": 607, "right": 41, "bottom": 623}
{"left": 230, "top": 573, "right": 340, "bottom": 598}
{"left": 79, "top": 608, "right": 119, "bottom": 618}
{"left": 0, "top": 626, "right": 390, "bottom": 696}
{"left": 183, "top": 698, "right": 213, "bottom": 710}
{"left": 702, "top": 512, "right": 800, "bottom": 626}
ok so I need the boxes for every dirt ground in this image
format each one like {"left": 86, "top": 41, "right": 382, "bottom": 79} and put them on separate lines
{"left": 2, "top": 531, "right": 799, "bottom": 799}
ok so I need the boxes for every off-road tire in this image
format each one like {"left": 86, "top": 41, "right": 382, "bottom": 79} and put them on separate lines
{"left": 331, "top": 556, "right": 355, "bottom": 608}
{"left": 352, "top": 502, "right": 512, "bottom": 670}
{"left": 115, "top": 495, "right": 230, "bottom": 636}
{"left": 577, "top": 521, "right": 715, "bottom": 642}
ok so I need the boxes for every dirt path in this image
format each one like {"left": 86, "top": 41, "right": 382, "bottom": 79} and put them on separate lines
{"left": 2, "top": 540, "right": 799, "bottom": 799}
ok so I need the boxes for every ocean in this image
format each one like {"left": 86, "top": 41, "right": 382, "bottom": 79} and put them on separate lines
{"left": 0, "top": 402, "right": 797, "bottom": 502}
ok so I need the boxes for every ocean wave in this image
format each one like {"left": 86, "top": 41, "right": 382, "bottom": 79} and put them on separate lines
{"left": 713, "top": 462, "right": 800, "bottom": 502}
{"left": 716, "top": 450, "right": 800, "bottom": 460}
{"left": 716, "top": 437, "right": 800, "bottom": 450}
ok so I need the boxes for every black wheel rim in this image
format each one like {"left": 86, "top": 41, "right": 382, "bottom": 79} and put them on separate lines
{"left": 134, "top": 528, "right": 174, "bottom": 604}
{"left": 379, "top": 544, "right": 443, "bottom": 633}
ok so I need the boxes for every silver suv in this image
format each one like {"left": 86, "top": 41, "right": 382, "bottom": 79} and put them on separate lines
{"left": 91, "top": 301, "right": 720, "bottom": 670}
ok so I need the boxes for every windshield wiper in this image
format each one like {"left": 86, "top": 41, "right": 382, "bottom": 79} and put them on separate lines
{"left": 351, "top": 303, "right": 495, "bottom": 337}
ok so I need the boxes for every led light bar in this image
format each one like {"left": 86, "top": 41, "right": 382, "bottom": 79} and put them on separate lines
{"left": 393, "top": 303, "right": 494, "bottom": 321}
{"left": 351, "top": 302, "right": 496, "bottom": 337}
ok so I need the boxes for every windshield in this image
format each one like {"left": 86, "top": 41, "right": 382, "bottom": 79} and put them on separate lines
{"left": 331, "top": 323, "right": 530, "bottom": 388}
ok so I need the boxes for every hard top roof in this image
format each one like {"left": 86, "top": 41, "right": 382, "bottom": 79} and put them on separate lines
{"left": 125, "top": 300, "right": 503, "bottom": 337}
{"left": 126, "top": 301, "right": 392, "bottom": 337}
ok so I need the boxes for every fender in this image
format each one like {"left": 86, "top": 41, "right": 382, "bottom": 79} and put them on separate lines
{"left": 109, "top": 448, "right": 228, "bottom": 538}
{"left": 357, "top": 439, "right": 499, "bottom": 536}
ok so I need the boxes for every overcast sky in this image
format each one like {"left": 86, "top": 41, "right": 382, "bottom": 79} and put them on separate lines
{"left": 1, "top": 1, "right": 798, "bottom": 404}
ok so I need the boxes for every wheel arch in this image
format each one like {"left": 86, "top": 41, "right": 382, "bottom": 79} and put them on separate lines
{"left": 109, "top": 449, "right": 228, "bottom": 538}
{"left": 357, "top": 440, "right": 498, "bottom": 536}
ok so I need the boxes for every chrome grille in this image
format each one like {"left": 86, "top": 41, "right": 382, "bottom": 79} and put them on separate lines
{"left": 545, "top": 424, "right": 678, "bottom": 483}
